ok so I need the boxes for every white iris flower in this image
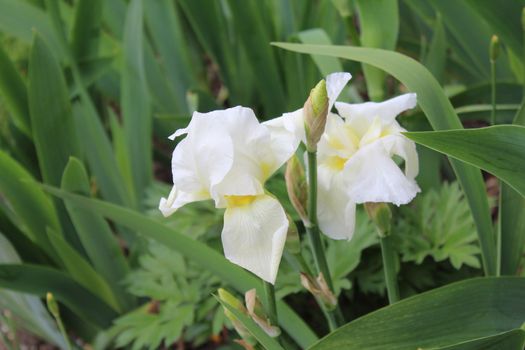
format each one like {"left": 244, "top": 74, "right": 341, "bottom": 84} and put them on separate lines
{"left": 271, "top": 73, "right": 420, "bottom": 241}
{"left": 317, "top": 93, "right": 420, "bottom": 240}
{"left": 159, "top": 106, "right": 298, "bottom": 284}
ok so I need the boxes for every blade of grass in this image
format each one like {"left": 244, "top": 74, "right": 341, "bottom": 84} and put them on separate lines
{"left": 0, "top": 44, "right": 31, "bottom": 137}
{"left": 46, "top": 228, "right": 121, "bottom": 312}
{"left": 122, "top": 0, "right": 152, "bottom": 205}
{"left": 0, "top": 150, "right": 59, "bottom": 258}
{"left": 70, "top": 0, "right": 103, "bottom": 63}
{"left": 404, "top": 126, "right": 525, "bottom": 197}
{"left": 355, "top": 0, "right": 399, "bottom": 101}
{"left": 61, "top": 158, "right": 133, "bottom": 309}
{"left": 309, "top": 277, "right": 525, "bottom": 350}
{"left": 0, "top": 264, "right": 118, "bottom": 329}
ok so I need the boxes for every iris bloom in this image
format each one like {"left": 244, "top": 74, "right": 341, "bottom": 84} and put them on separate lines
{"left": 159, "top": 106, "right": 297, "bottom": 283}
{"left": 274, "top": 73, "right": 420, "bottom": 241}
{"left": 317, "top": 93, "right": 420, "bottom": 240}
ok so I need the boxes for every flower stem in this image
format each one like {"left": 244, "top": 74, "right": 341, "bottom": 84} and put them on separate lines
{"left": 490, "top": 59, "right": 497, "bottom": 126}
{"left": 380, "top": 235, "right": 400, "bottom": 304}
{"left": 263, "top": 280, "right": 278, "bottom": 327}
{"left": 305, "top": 151, "right": 344, "bottom": 327}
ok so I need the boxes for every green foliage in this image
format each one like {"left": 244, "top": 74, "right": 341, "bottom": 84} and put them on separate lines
{"left": 110, "top": 242, "right": 221, "bottom": 349}
{"left": 394, "top": 182, "right": 481, "bottom": 270}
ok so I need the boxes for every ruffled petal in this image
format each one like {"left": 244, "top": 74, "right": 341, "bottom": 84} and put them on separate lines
{"left": 317, "top": 174, "right": 356, "bottom": 240}
{"left": 221, "top": 194, "right": 288, "bottom": 284}
{"left": 263, "top": 108, "right": 305, "bottom": 152}
{"left": 342, "top": 142, "right": 420, "bottom": 205}
{"left": 326, "top": 72, "right": 352, "bottom": 110}
{"left": 335, "top": 93, "right": 417, "bottom": 124}
{"left": 159, "top": 185, "right": 210, "bottom": 217}
{"left": 381, "top": 134, "right": 419, "bottom": 180}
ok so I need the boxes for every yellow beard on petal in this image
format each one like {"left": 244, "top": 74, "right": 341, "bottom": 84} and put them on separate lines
{"left": 225, "top": 195, "right": 258, "bottom": 208}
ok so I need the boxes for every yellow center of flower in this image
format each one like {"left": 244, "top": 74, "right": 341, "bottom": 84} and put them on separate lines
{"left": 225, "top": 195, "right": 257, "bottom": 208}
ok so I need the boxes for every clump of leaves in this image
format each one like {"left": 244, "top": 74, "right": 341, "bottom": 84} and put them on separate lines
{"left": 393, "top": 181, "right": 481, "bottom": 269}
{"left": 110, "top": 242, "right": 230, "bottom": 350}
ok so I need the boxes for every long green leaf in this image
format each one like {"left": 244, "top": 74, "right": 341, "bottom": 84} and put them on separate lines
{"left": 0, "top": 150, "right": 59, "bottom": 257}
{"left": 431, "top": 329, "right": 525, "bottom": 350}
{"left": 404, "top": 126, "right": 525, "bottom": 197}
{"left": 355, "top": 0, "right": 399, "bottom": 101}
{"left": 70, "top": 0, "right": 103, "bottom": 62}
{"left": 227, "top": 0, "right": 286, "bottom": 116}
{"left": 122, "top": 0, "right": 152, "bottom": 204}
{"left": 61, "top": 158, "right": 132, "bottom": 310}
{"left": 0, "top": 0, "right": 64, "bottom": 57}
{"left": 28, "top": 33, "right": 82, "bottom": 250}
{"left": 28, "top": 34, "right": 80, "bottom": 187}
{"left": 43, "top": 187, "right": 318, "bottom": 348}
{"left": 0, "top": 44, "right": 31, "bottom": 136}
{"left": 144, "top": 0, "right": 193, "bottom": 113}
{"left": 500, "top": 101, "right": 525, "bottom": 276}
{"left": 0, "top": 233, "right": 66, "bottom": 348}
{"left": 0, "top": 264, "right": 118, "bottom": 328}
{"left": 46, "top": 228, "right": 120, "bottom": 312}
{"left": 216, "top": 296, "right": 284, "bottom": 350}
{"left": 271, "top": 42, "right": 496, "bottom": 276}
{"left": 309, "top": 277, "right": 525, "bottom": 349}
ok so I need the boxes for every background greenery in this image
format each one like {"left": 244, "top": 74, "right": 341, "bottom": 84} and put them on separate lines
{"left": 0, "top": 0, "right": 524, "bottom": 349}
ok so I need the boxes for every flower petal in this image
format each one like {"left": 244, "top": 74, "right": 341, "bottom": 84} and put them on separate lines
{"left": 326, "top": 72, "right": 352, "bottom": 110}
{"left": 335, "top": 93, "right": 417, "bottom": 124}
{"left": 343, "top": 142, "right": 420, "bottom": 205}
{"left": 159, "top": 185, "right": 209, "bottom": 217}
{"left": 222, "top": 194, "right": 288, "bottom": 284}
{"left": 317, "top": 174, "right": 356, "bottom": 240}
{"left": 381, "top": 134, "right": 419, "bottom": 180}
{"left": 263, "top": 108, "right": 305, "bottom": 152}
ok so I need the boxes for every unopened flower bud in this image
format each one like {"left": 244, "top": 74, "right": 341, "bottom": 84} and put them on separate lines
{"left": 300, "top": 272, "right": 337, "bottom": 310}
{"left": 304, "top": 79, "right": 329, "bottom": 152}
{"left": 285, "top": 155, "right": 308, "bottom": 223}
{"left": 285, "top": 216, "right": 301, "bottom": 254}
{"left": 218, "top": 288, "right": 255, "bottom": 344}
{"left": 364, "top": 202, "right": 392, "bottom": 237}
{"left": 244, "top": 289, "right": 281, "bottom": 337}
{"left": 489, "top": 35, "right": 500, "bottom": 62}
{"left": 46, "top": 292, "right": 60, "bottom": 318}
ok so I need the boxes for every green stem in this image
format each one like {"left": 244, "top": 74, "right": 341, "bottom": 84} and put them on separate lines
{"left": 490, "top": 59, "right": 497, "bottom": 126}
{"left": 263, "top": 281, "right": 278, "bottom": 327}
{"left": 305, "top": 151, "right": 344, "bottom": 327}
{"left": 380, "top": 235, "right": 400, "bottom": 304}
{"left": 55, "top": 315, "right": 73, "bottom": 350}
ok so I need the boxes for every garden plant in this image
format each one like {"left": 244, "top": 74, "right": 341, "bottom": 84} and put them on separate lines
{"left": 0, "top": 0, "right": 524, "bottom": 349}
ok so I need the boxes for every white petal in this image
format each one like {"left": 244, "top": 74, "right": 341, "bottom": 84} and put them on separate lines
{"left": 343, "top": 142, "right": 420, "bottom": 205}
{"left": 381, "top": 134, "right": 419, "bottom": 180}
{"left": 317, "top": 174, "right": 356, "bottom": 240}
{"left": 335, "top": 93, "right": 417, "bottom": 124}
{"left": 263, "top": 108, "right": 305, "bottom": 152}
{"left": 326, "top": 72, "right": 352, "bottom": 110}
{"left": 222, "top": 194, "right": 288, "bottom": 284}
{"left": 159, "top": 185, "right": 210, "bottom": 217}
{"left": 171, "top": 130, "right": 233, "bottom": 196}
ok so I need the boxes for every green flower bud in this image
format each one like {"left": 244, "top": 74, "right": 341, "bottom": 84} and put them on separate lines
{"left": 285, "top": 155, "right": 308, "bottom": 223}
{"left": 217, "top": 289, "right": 256, "bottom": 345}
{"left": 46, "top": 292, "right": 59, "bottom": 318}
{"left": 364, "top": 202, "right": 392, "bottom": 238}
{"left": 489, "top": 35, "right": 500, "bottom": 62}
{"left": 304, "top": 79, "right": 329, "bottom": 152}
